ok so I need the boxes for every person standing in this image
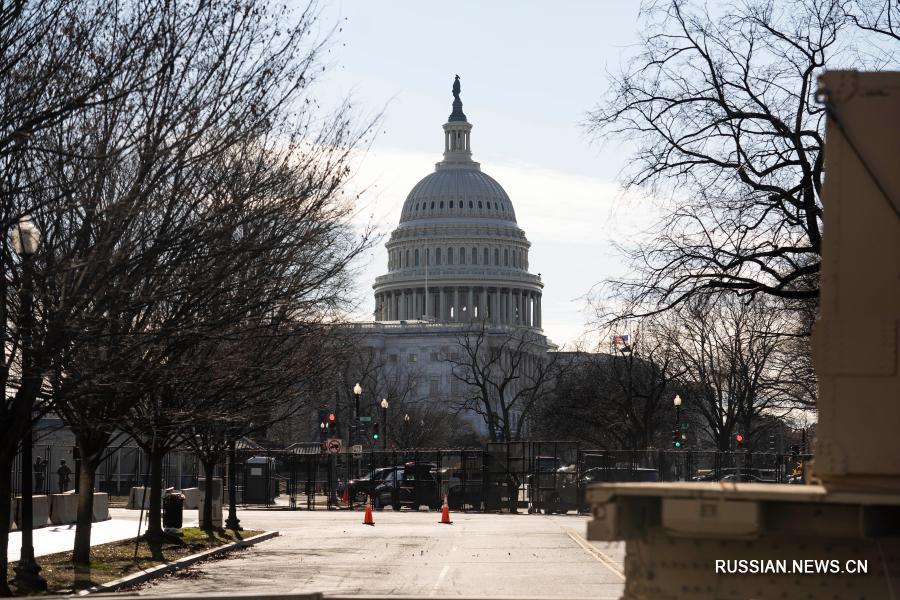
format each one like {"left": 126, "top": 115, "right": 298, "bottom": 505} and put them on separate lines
{"left": 57, "top": 459, "right": 72, "bottom": 493}
{"left": 33, "top": 456, "right": 47, "bottom": 494}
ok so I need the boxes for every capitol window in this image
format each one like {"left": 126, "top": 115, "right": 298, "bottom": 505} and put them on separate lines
{"left": 414, "top": 249, "right": 419, "bottom": 266}
{"left": 469, "top": 201, "right": 473, "bottom": 208}
{"left": 504, "top": 248, "right": 509, "bottom": 266}
{"left": 440, "top": 201, "right": 444, "bottom": 208}
{"left": 408, "top": 353, "right": 417, "bottom": 363}
{"left": 447, "top": 247, "right": 453, "bottom": 264}
{"left": 478, "top": 201, "right": 482, "bottom": 209}
{"left": 483, "top": 248, "right": 489, "bottom": 264}
{"left": 436, "top": 247, "right": 442, "bottom": 264}
{"left": 459, "top": 246, "right": 466, "bottom": 264}
{"left": 431, "top": 201, "right": 435, "bottom": 209}
{"left": 472, "top": 247, "right": 477, "bottom": 264}
{"left": 494, "top": 248, "right": 500, "bottom": 265}
{"left": 450, "top": 201, "right": 453, "bottom": 209}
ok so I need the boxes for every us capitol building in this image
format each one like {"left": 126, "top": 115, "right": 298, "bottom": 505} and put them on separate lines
{"left": 348, "top": 76, "right": 551, "bottom": 435}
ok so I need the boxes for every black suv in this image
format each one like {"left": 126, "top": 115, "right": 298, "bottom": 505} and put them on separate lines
{"left": 346, "top": 466, "right": 400, "bottom": 505}
{"left": 372, "top": 462, "right": 439, "bottom": 511}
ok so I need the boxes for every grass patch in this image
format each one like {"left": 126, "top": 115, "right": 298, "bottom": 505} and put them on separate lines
{"left": 6, "top": 527, "right": 264, "bottom": 595}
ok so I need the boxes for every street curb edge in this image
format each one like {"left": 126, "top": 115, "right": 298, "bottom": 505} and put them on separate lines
{"left": 75, "top": 530, "right": 280, "bottom": 596}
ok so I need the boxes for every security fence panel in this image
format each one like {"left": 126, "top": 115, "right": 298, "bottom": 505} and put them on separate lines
{"left": 485, "top": 442, "right": 529, "bottom": 512}
{"left": 530, "top": 441, "right": 579, "bottom": 514}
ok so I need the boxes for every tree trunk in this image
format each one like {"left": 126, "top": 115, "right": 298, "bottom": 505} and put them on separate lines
{"left": 72, "top": 461, "right": 97, "bottom": 565}
{"left": 201, "top": 458, "right": 215, "bottom": 530}
{"left": 0, "top": 453, "right": 13, "bottom": 596}
{"left": 145, "top": 450, "right": 164, "bottom": 539}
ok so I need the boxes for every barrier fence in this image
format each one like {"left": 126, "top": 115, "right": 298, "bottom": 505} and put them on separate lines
{"left": 10, "top": 442, "right": 811, "bottom": 513}
{"left": 223, "top": 444, "right": 812, "bottom": 514}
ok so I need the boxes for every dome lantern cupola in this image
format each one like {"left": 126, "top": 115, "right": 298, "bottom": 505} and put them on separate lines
{"left": 440, "top": 75, "right": 477, "bottom": 170}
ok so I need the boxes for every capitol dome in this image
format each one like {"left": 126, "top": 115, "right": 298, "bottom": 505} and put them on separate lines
{"left": 399, "top": 169, "right": 517, "bottom": 223}
{"left": 373, "top": 76, "right": 543, "bottom": 329}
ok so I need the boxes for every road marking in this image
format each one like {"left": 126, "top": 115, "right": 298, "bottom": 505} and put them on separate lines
{"left": 563, "top": 527, "right": 625, "bottom": 581}
{"left": 429, "top": 564, "right": 450, "bottom": 597}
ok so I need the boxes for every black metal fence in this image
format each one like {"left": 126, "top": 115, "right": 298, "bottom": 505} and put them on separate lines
{"left": 10, "top": 444, "right": 199, "bottom": 496}
{"left": 221, "top": 443, "right": 813, "bottom": 514}
{"left": 10, "top": 441, "right": 811, "bottom": 512}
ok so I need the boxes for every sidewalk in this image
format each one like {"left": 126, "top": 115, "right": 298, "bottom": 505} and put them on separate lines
{"left": 6, "top": 508, "right": 198, "bottom": 562}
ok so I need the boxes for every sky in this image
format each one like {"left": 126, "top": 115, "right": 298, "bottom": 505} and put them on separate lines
{"left": 298, "top": 0, "right": 658, "bottom": 347}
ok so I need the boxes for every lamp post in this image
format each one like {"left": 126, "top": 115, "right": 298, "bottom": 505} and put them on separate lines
{"left": 673, "top": 394, "right": 683, "bottom": 448}
{"left": 225, "top": 433, "right": 242, "bottom": 531}
{"left": 352, "top": 383, "right": 362, "bottom": 419}
{"left": 12, "top": 216, "right": 46, "bottom": 591}
{"left": 352, "top": 383, "right": 361, "bottom": 448}
{"left": 380, "top": 399, "right": 389, "bottom": 450}
{"left": 404, "top": 413, "right": 410, "bottom": 449}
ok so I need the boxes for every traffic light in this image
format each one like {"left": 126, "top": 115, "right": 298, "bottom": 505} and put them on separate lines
{"left": 735, "top": 433, "right": 744, "bottom": 449}
{"left": 373, "top": 422, "right": 380, "bottom": 440}
{"left": 672, "top": 429, "right": 682, "bottom": 448}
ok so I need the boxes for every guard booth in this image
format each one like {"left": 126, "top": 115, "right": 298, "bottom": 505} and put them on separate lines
{"left": 243, "top": 456, "right": 278, "bottom": 504}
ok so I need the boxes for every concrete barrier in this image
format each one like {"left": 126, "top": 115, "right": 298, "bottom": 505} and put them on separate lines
{"left": 92, "top": 492, "right": 110, "bottom": 522}
{"left": 50, "top": 493, "right": 78, "bottom": 525}
{"left": 198, "top": 478, "right": 223, "bottom": 528}
{"left": 180, "top": 487, "right": 200, "bottom": 509}
{"left": 16, "top": 495, "right": 50, "bottom": 528}
{"left": 127, "top": 486, "right": 151, "bottom": 509}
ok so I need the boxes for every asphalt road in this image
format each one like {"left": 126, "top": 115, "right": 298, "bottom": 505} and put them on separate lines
{"left": 137, "top": 509, "right": 625, "bottom": 598}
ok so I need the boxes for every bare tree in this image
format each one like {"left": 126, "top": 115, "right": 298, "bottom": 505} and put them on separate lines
{"left": 0, "top": 1, "right": 156, "bottom": 585}
{"left": 2, "top": 0, "right": 373, "bottom": 570}
{"left": 446, "top": 322, "right": 559, "bottom": 443}
{"left": 665, "top": 294, "right": 802, "bottom": 450}
{"left": 587, "top": 0, "right": 866, "bottom": 317}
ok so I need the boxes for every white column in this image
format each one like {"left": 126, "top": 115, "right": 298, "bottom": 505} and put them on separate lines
{"left": 479, "top": 288, "right": 487, "bottom": 322}
{"left": 516, "top": 290, "right": 522, "bottom": 324}
{"left": 468, "top": 288, "right": 475, "bottom": 321}
{"left": 527, "top": 292, "right": 533, "bottom": 327}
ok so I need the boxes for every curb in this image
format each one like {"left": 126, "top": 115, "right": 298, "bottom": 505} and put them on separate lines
{"left": 76, "top": 530, "right": 279, "bottom": 595}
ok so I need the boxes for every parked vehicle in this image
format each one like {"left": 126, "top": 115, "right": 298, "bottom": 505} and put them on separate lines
{"left": 346, "top": 466, "right": 399, "bottom": 504}
{"left": 538, "top": 466, "right": 661, "bottom": 514}
{"left": 372, "top": 462, "right": 440, "bottom": 511}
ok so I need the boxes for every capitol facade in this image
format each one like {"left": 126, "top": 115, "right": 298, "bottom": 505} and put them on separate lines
{"left": 348, "top": 77, "right": 550, "bottom": 437}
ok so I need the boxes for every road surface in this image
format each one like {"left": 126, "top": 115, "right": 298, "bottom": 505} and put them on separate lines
{"left": 138, "top": 509, "right": 625, "bottom": 598}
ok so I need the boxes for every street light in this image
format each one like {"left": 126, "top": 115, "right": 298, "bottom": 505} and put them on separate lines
{"left": 380, "top": 399, "right": 389, "bottom": 450}
{"left": 225, "top": 432, "right": 242, "bottom": 531}
{"left": 352, "top": 383, "right": 362, "bottom": 449}
{"left": 404, "top": 413, "right": 410, "bottom": 449}
{"left": 11, "top": 216, "right": 46, "bottom": 591}
{"left": 352, "top": 383, "right": 362, "bottom": 418}
{"left": 673, "top": 394, "right": 684, "bottom": 449}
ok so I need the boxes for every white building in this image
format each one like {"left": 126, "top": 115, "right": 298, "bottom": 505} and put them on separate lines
{"left": 349, "top": 76, "right": 551, "bottom": 437}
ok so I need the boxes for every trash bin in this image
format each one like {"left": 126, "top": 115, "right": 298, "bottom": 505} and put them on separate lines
{"left": 163, "top": 491, "right": 185, "bottom": 529}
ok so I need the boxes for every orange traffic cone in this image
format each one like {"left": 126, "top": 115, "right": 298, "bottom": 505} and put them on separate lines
{"left": 440, "top": 495, "right": 452, "bottom": 525}
{"left": 363, "top": 496, "right": 374, "bottom": 526}
{"left": 341, "top": 487, "right": 350, "bottom": 506}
